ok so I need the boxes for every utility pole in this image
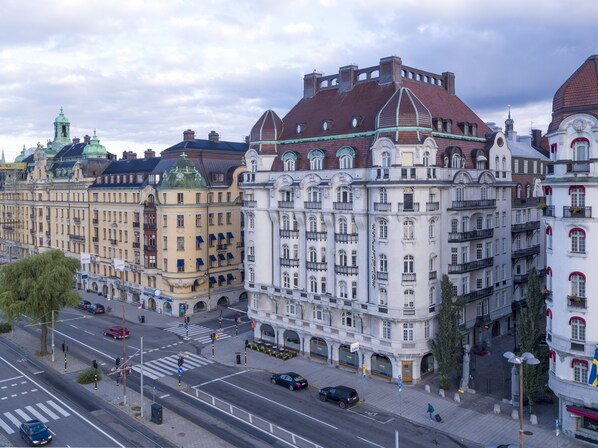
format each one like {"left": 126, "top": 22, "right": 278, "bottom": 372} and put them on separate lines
{"left": 140, "top": 337, "right": 144, "bottom": 418}
{"left": 51, "top": 310, "right": 55, "bottom": 362}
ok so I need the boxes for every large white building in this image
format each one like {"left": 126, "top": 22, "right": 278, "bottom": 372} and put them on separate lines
{"left": 544, "top": 55, "right": 598, "bottom": 443}
{"left": 241, "top": 56, "right": 536, "bottom": 383}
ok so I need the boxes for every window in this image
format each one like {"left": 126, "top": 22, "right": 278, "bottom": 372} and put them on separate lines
{"left": 282, "top": 244, "right": 290, "bottom": 259}
{"left": 379, "top": 219, "right": 388, "bottom": 239}
{"left": 248, "top": 213, "right": 255, "bottom": 229}
{"left": 428, "top": 218, "right": 436, "bottom": 239}
{"left": 177, "top": 193, "right": 183, "bottom": 204}
{"left": 308, "top": 149, "right": 325, "bottom": 170}
{"left": 336, "top": 186, "right": 352, "bottom": 203}
{"left": 226, "top": 212, "right": 232, "bottom": 225}
{"left": 177, "top": 215, "right": 184, "bottom": 227}
{"left": 570, "top": 273, "right": 586, "bottom": 298}
{"left": 526, "top": 184, "right": 531, "bottom": 198}
{"left": 571, "top": 318, "right": 586, "bottom": 341}
{"left": 381, "top": 151, "right": 391, "bottom": 167}
{"left": 451, "top": 154, "right": 460, "bottom": 168}
{"left": 177, "top": 237, "right": 184, "bottom": 250}
{"left": 379, "top": 254, "right": 388, "bottom": 272}
{"left": 570, "top": 229, "right": 586, "bottom": 253}
{"left": 423, "top": 151, "right": 430, "bottom": 167}
{"left": 424, "top": 320, "right": 430, "bottom": 339}
{"left": 249, "top": 267, "right": 255, "bottom": 282}
{"left": 339, "top": 281, "right": 348, "bottom": 299}
{"left": 403, "top": 255, "right": 414, "bottom": 273}
{"left": 321, "top": 277, "right": 327, "bottom": 294}
{"left": 293, "top": 272, "right": 298, "bottom": 288}
{"left": 307, "top": 187, "right": 321, "bottom": 202}
{"left": 177, "top": 259, "right": 185, "bottom": 272}
{"left": 308, "top": 247, "right": 317, "bottom": 263}
{"left": 429, "top": 287, "right": 435, "bottom": 307}
{"left": 403, "top": 322, "right": 414, "bottom": 341}
{"left": 285, "top": 301, "right": 296, "bottom": 316}
{"left": 571, "top": 187, "right": 585, "bottom": 208}
{"left": 313, "top": 305, "right": 323, "bottom": 321}
{"left": 281, "top": 215, "right": 290, "bottom": 230}
{"left": 404, "top": 289, "right": 414, "bottom": 307}
{"left": 403, "top": 219, "right": 414, "bottom": 240}
{"left": 283, "top": 272, "right": 290, "bottom": 289}
{"left": 341, "top": 311, "right": 354, "bottom": 327}
{"left": 379, "top": 187, "right": 387, "bottom": 203}
{"left": 351, "top": 250, "right": 357, "bottom": 266}
{"left": 196, "top": 193, "right": 201, "bottom": 204}
{"left": 573, "top": 138, "right": 589, "bottom": 161}
{"left": 309, "top": 276, "right": 317, "bottom": 292}
{"left": 451, "top": 219, "right": 458, "bottom": 233}
{"left": 379, "top": 288, "right": 387, "bottom": 306}
{"left": 195, "top": 214, "right": 201, "bottom": 228}
{"left": 338, "top": 217, "right": 348, "bottom": 234}
{"left": 574, "top": 360, "right": 588, "bottom": 383}
{"left": 480, "top": 186, "right": 488, "bottom": 200}
{"left": 382, "top": 321, "right": 391, "bottom": 339}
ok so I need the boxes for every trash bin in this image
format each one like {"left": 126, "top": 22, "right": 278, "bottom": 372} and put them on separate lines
{"left": 150, "top": 403, "right": 163, "bottom": 424}
{"left": 139, "top": 315, "right": 145, "bottom": 323}
{"left": 236, "top": 352, "right": 241, "bottom": 365}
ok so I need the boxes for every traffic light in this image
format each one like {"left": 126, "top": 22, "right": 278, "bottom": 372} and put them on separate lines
{"left": 214, "top": 332, "right": 219, "bottom": 340}
{"left": 178, "top": 356, "right": 184, "bottom": 367}
{"left": 115, "top": 357, "right": 121, "bottom": 367}
{"left": 93, "top": 359, "right": 98, "bottom": 369}
{"left": 210, "top": 333, "right": 215, "bottom": 341}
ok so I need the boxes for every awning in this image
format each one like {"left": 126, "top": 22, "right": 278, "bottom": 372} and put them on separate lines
{"left": 210, "top": 255, "right": 216, "bottom": 261}
{"left": 218, "top": 254, "right": 225, "bottom": 260}
{"left": 209, "top": 276, "right": 216, "bottom": 283}
{"left": 566, "top": 405, "right": 598, "bottom": 420}
{"left": 227, "top": 273, "right": 234, "bottom": 280}
{"left": 227, "top": 253, "right": 234, "bottom": 259}
{"left": 218, "top": 275, "right": 225, "bottom": 282}
{"left": 177, "top": 259, "right": 184, "bottom": 267}
{"left": 196, "top": 258, "right": 204, "bottom": 266}
{"left": 196, "top": 236, "right": 204, "bottom": 243}
{"left": 218, "top": 233, "right": 225, "bottom": 240}
{"left": 227, "top": 232, "right": 234, "bottom": 239}
{"left": 209, "top": 234, "right": 216, "bottom": 240}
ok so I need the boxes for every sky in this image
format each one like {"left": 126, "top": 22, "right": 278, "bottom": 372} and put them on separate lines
{"left": 0, "top": 0, "right": 596, "bottom": 162}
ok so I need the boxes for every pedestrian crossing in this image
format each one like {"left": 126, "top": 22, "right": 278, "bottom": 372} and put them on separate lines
{"left": 165, "top": 323, "right": 212, "bottom": 338}
{"left": 0, "top": 400, "right": 69, "bottom": 434}
{"left": 194, "top": 331, "right": 231, "bottom": 345}
{"left": 131, "top": 353, "right": 214, "bottom": 380}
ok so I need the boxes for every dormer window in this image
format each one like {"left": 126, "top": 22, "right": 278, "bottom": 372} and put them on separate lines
{"left": 308, "top": 149, "right": 325, "bottom": 171}
{"left": 282, "top": 151, "right": 298, "bottom": 172}
{"left": 336, "top": 146, "right": 356, "bottom": 170}
{"left": 322, "top": 120, "right": 333, "bottom": 131}
{"left": 296, "top": 123, "right": 306, "bottom": 134}
{"left": 351, "top": 116, "right": 362, "bottom": 129}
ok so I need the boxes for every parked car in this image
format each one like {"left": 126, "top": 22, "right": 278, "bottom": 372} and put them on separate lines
{"left": 318, "top": 385, "right": 359, "bottom": 409}
{"left": 78, "top": 299, "right": 91, "bottom": 310}
{"left": 88, "top": 303, "right": 105, "bottom": 314}
{"left": 19, "top": 419, "right": 53, "bottom": 446}
{"left": 270, "top": 372, "right": 308, "bottom": 390}
{"left": 103, "top": 326, "right": 130, "bottom": 339}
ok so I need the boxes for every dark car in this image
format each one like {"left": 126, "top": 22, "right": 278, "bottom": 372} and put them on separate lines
{"left": 318, "top": 385, "right": 359, "bottom": 409}
{"left": 270, "top": 372, "right": 308, "bottom": 390}
{"left": 78, "top": 299, "right": 91, "bottom": 310}
{"left": 88, "top": 303, "right": 105, "bottom": 314}
{"left": 103, "top": 326, "right": 130, "bottom": 339}
{"left": 20, "top": 419, "right": 52, "bottom": 446}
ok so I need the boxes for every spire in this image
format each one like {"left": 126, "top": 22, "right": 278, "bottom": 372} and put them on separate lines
{"left": 505, "top": 104, "right": 514, "bottom": 136}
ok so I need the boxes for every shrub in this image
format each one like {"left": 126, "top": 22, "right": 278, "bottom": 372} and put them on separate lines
{"left": 77, "top": 368, "right": 102, "bottom": 384}
{"left": 439, "top": 376, "right": 451, "bottom": 391}
{"left": 0, "top": 322, "right": 12, "bottom": 333}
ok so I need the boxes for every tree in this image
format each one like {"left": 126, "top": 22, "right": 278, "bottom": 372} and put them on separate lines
{"left": 430, "top": 274, "right": 463, "bottom": 390}
{"left": 516, "top": 267, "right": 545, "bottom": 413}
{"left": 0, "top": 250, "right": 80, "bottom": 355}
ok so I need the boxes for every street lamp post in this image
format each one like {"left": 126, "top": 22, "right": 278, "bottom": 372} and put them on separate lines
{"left": 503, "top": 351, "right": 540, "bottom": 448}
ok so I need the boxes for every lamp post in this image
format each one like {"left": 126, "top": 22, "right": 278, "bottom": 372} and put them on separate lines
{"left": 503, "top": 351, "right": 540, "bottom": 448}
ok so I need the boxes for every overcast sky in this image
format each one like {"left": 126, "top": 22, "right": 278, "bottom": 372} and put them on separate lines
{"left": 0, "top": 0, "right": 596, "bottom": 162}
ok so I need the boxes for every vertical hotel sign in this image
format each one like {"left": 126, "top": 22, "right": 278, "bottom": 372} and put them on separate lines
{"left": 371, "top": 223, "right": 376, "bottom": 287}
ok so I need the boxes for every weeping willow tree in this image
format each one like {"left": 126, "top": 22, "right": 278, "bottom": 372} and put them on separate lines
{"left": 0, "top": 250, "right": 80, "bottom": 355}
{"left": 430, "top": 274, "right": 464, "bottom": 390}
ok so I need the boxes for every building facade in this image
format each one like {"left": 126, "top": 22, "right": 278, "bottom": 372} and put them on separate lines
{"left": 544, "top": 55, "right": 598, "bottom": 443}
{"left": 243, "top": 56, "right": 521, "bottom": 383}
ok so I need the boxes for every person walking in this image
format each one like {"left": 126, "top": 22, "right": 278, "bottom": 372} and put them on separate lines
{"left": 427, "top": 403, "right": 435, "bottom": 420}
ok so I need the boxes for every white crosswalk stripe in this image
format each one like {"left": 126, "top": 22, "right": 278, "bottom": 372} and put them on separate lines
{"left": 194, "top": 332, "right": 232, "bottom": 345}
{"left": 0, "top": 400, "right": 71, "bottom": 435}
{"left": 164, "top": 324, "right": 212, "bottom": 338}
{"left": 131, "top": 353, "right": 214, "bottom": 379}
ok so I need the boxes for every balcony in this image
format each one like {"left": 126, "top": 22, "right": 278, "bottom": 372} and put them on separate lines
{"left": 426, "top": 202, "right": 440, "bottom": 211}
{"left": 563, "top": 206, "right": 592, "bottom": 218}
{"left": 109, "top": 239, "right": 117, "bottom": 245}
{"left": 375, "top": 168, "right": 390, "bottom": 179}
{"left": 306, "top": 231, "right": 326, "bottom": 241}
{"left": 69, "top": 234, "right": 85, "bottom": 241}
{"left": 92, "top": 237, "right": 99, "bottom": 243}
{"left": 448, "top": 228, "right": 493, "bottom": 242}
{"left": 132, "top": 221, "right": 140, "bottom": 228}
{"left": 144, "top": 244, "right": 157, "bottom": 252}
{"left": 334, "top": 233, "right": 358, "bottom": 243}
{"left": 333, "top": 202, "right": 353, "bottom": 211}
{"left": 373, "top": 202, "right": 392, "bottom": 212}
{"left": 567, "top": 295, "right": 587, "bottom": 309}
{"left": 398, "top": 202, "right": 420, "bottom": 212}
{"left": 512, "top": 245, "right": 540, "bottom": 259}
{"left": 73, "top": 218, "right": 81, "bottom": 225}
{"left": 217, "top": 243, "right": 228, "bottom": 251}
{"left": 247, "top": 255, "right": 255, "bottom": 262}
{"left": 448, "top": 257, "right": 493, "bottom": 274}
{"left": 377, "top": 271, "right": 389, "bottom": 281}
{"left": 143, "top": 223, "right": 157, "bottom": 231}
{"left": 402, "top": 273, "right": 416, "bottom": 282}
{"left": 511, "top": 220, "right": 540, "bottom": 233}
{"left": 306, "top": 261, "right": 327, "bottom": 271}
{"left": 132, "top": 242, "right": 140, "bottom": 248}
{"left": 513, "top": 273, "right": 529, "bottom": 284}
{"left": 543, "top": 206, "right": 555, "bottom": 217}
{"left": 278, "top": 200, "right": 294, "bottom": 209}
{"left": 243, "top": 200, "right": 257, "bottom": 208}
{"left": 335, "top": 265, "right": 359, "bottom": 275}
{"left": 429, "top": 271, "right": 437, "bottom": 280}
{"left": 474, "top": 314, "right": 492, "bottom": 327}
{"left": 304, "top": 201, "right": 322, "bottom": 210}
{"left": 92, "top": 218, "right": 99, "bottom": 225}
{"left": 449, "top": 199, "right": 496, "bottom": 210}
{"left": 463, "top": 286, "right": 494, "bottom": 303}
{"left": 566, "top": 162, "right": 590, "bottom": 173}
{"left": 280, "top": 258, "right": 300, "bottom": 267}
{"left": 279, "top": 229, "right": 299, "bottom": 239}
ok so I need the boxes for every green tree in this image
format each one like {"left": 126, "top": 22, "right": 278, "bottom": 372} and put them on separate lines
{"left": 516, "top": 267, "right": 545, "bottom": 413}
{"left": 430, "top": 274, "right": 463, "bottom": 390}
{"left": 0, "top": 250, "right": 80, "bottom": 355}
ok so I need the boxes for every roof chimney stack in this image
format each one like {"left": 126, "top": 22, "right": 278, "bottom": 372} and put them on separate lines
{"left": 208, "top": 130, "right": 219, "bottom": 143}
{"left": 303, "top": 71, "right": 322, "bottom": 99}
{"left": 72, "top": 137, "right": 80, "bottom": 144}
{"left": 339, "top": 64, "right": 357, "bottom": 92}
{"left": 83, "top": 134, "right": 91, "bottom": 144}
{"left": 379, "top": 56, "right": 402, "bottom": 84}
{"left": 183, "top": 129, "right": 195, "bottom": 142}
{"left": 144, "top": 149, "right": 155, "bottom": 159}
{"left": 442, "top": 72, "right": 455, "bottom": 95}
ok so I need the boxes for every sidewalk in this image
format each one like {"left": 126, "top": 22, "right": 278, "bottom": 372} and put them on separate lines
{"left": 18, "top": 289, "right": 588, "bottom": 447}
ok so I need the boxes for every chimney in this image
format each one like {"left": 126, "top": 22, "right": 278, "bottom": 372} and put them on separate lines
{"left": 379, "top": 56, "right": 402, "bottom": 84}
{"left": 127, "top": 151, "right": 137, "bottom": 160}
{"left": 339, "top": 64, "right": 357, "bottom": 92}
{"left": 72, "top": 137, "right": 80, "bottom": 144}
{"left": 531, "top": 129, "right": 542, "bottom": 149}
{"left": 442, "top": 72, "right": 455, "bottom": 95}
{"left": 83, "top": 134, "right": 91, "bottom": 144}
{"left": 144, "top": 149, "right": 155, "bottom": 159}
{"left": 303, "top": 71, "right": 322, "bottom": 99}
{"left": 208, "top": 131, "right": 219, "bottom": 143}
{"left": 183, "top": 129, "right": 195, "bottom": 142}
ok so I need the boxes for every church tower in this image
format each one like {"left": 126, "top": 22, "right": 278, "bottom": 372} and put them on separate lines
{"left": 51, "top": 107, "right": 71, "bottom": 153}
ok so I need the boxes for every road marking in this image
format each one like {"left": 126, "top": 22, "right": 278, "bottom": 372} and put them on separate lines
{"left": 0, "top": 376, "right": 22, "bottom": 384}
{"left": 195, "top": 370, "right": 247, "bottom": 387}
{"left": 47, "top": 400, "right": 70, "bottom": 417}
{"left": 25, "top": 405, "right": 48, "bottom": 423}
{"left": 14, "top": 408, "right": 30, "bottom": 421}
{"left": 0, "top": 417, "right": 13, "bottom": 434}
{"left": 33, "top": 371, "right": 44, "bottom": 375}
{"left": 220, "top": 379, "right": 337, "bottom": 430}
{"left": 227, "top": 307, "right": 246, "bottom": 314}
{"left": 37, "top": 403, "right": 59, "bottom": 420}
{"left": 159, "top": 394, "right": 170, "bottom": 399}
{"left": 357, "top": 436, "right": 385, "bottom": 447}
{"left": 3, "top": 412, "right": 20, "bottom": 426}
{"left": 84, "top": 331, "right": 94, "bottom": 335}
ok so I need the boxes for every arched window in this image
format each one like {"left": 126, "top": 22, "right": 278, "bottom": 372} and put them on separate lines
{"left": 337, "top": 146, "right": 355, "bottom": 169}
{"left": 281, "top": 215, "right": 290, "bottom": 230}
{"left": 570, "top": 187, "right": 585, "bottom": 207}
{"left": 403, "top": 255, "right": 414, "bottom": 273}
{"left": 571, "top": 317, "right": 586, "bottom": 341}
{"left": 320, "top": 247, "right": 326, "bottom": 262}
{"left": 570, "top": 273, "right": 586, "bottom": 298}
{"left": 281, "top": 244, "right": 290, "bottom": 259}
{"left": 379, "top": 254, "right": 388, "bottom": 272}
{"left": 341, "top": 311, "right": 354, "bottom": 327}
{"left": 308, "top": 149, "right": 325, "bottom": 170}
{"left": 311, "top": 157, "right": 322, "bottom": 170}
{"left": 570, "top": 228, "right": 586, "bottom": 253}
{"left": 423, "top": 151, "right": 430, "bottom": 167}
{"left": 572, "top": 138, "right": 589, "bottom": 162}
{"left": 379, "top": 219, "right": 388, "bottom": 239}
{"left": 502, "top": 156, "right": 507, "bottom": 171}
{"left": 249, "top": 159, "right": 257, "bottom": 173}
{"left": 248, "top": 213, "right": 255, "bottom": 229}
{"left": 381, "top": 151, "right": 391, "bottom": 168}
{"left": 451, "top": 154, "right": 460, "bottom": 168}
{"left": 429, "top": 287, "right": 436, "bottom": 307}
{"left": 526, "top": 184, "right": 531, "bottom": 198}
{"left": 428, "top": 218, "right": 436, "bottom": 239}
{"left": 336, "top": 186, "right": 353, "bottom": 203}
{"left": 308, "top": 215, "right": 317, "bottom": 232}
{"left": 403, "top": 219, "right": 414, "bottom": 240}
{"left": 516, "top": 184, "right": 522, "bottom": 199}
{"left": 404, "top": 289, "right": 414, "bottom": 307}
{"left": 573, "top": 359, "right": 588, "bottom": 383}
{"left": 338, "top": 217, "right": 348, "bottom": 234}
{"left": 309, "top": 276, "right": 317, "bottom": 293}
{"left": 546, "top": 226, "right": 552, "bottom": 250}
{"left": 308, "top": 247, "right": 317, "bottom": 263}
{"left": 282, "top": 272, "right": 290, "bottom": 288}
{"left": 249, "top": 267, "right": 255, "bottom": 282}
{"left": 307, "top": 187, "right": 321, "bottom": 202}
{"left": 379, "top": 187, "right": 387, "bottom": 203}
{"left": 339, "top": 281, "right": 348, "bottom": 299}
{"left": 338, "top": 250, "right": 347, "bottom": 266}
{"left": 495, "top": 156, "right": 500, "bottom": 170}
{"left": 282, "top": 152, "right": 297, "bottom": 171}
{"left": 379, "top": 288, "right": 387, "bottom": 306}
{"left": 248, "top": 243, "right": 255, "bottom": 257}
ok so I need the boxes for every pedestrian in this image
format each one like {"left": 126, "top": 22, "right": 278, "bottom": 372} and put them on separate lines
{"left": 427, "top": 403, "right": 435, "bottom": 420}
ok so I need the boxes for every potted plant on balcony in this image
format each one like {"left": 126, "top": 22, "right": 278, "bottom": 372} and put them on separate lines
{"left": 568, "top": 294, "right": 582, "bottom": 304}
{"left": 537, "top": 203, "right": 547, "bottom": 210}
{"left": 569, "top": 206, "right": 582, "bottom": 214}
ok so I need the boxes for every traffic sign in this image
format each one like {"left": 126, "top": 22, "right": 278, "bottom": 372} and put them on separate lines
{"left": 178, "top": 367, "right": 183, "bottom": 374}
{"left": 350, "top": 342, "right": 359, "bottom": 353}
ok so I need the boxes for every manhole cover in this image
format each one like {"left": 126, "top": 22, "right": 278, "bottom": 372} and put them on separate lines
{"left": 523, "top": 430, "right": 533, "bottom": 435}
{"left": 176, "top": 432, "right": 186, "bottom": 437}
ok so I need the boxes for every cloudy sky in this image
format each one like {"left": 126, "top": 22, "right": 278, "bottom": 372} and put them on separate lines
{"left": 0, "top": 0, "right": 596, "bottom": 162}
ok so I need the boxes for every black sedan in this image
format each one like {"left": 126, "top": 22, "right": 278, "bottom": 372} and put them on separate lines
{"left": 270, "top": 372, "right": 308, "bottom": 390}
{"left": 20, "top": 419, "right": 53, "bottom": 446}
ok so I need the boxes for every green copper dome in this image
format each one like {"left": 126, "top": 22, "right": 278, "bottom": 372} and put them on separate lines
{"left": 161, "top": 153, "right": 206, "bottom": 189}
{"left": 14, "top": 145, "right": 26, "bottom": 162}
{"left": 83, "top": 129, "right": 107, "bottom": 158}
{"left": 54, "top": 107, "right": 69, "bottom": 124}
